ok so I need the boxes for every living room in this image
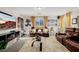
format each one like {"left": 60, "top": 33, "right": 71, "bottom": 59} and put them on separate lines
{"left": 0, "top": 7, "right": 79, "bottom": 52}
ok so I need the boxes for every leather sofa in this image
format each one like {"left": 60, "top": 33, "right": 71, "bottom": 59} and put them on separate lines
{"left": 63, "top": 37, "right": 79, "bottom": 52}
{"left": 55, "top": 28, "right": 79, "bottom": 52}
{"left": 55, "top": 33, "right": 66, "bottom": 44}
{"left": 30, "top": 27, "right": 49, "bottom": 37}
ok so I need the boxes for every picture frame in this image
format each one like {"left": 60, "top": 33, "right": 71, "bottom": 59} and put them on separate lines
{"left": 72, "top": 18, "right": 77, "bottom": 24}
{"left": 48, "top": 19, "right": 57, "bottom": 26}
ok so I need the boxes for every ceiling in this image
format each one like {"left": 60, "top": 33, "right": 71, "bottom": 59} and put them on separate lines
{"left": 0, "top": 7, "right": 78, "bottom": 17}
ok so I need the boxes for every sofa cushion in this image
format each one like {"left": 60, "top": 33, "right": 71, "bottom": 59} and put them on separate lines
{"left": 66, "top": 36, "right": 79, "bottom": 42}
{"left": 63, "top": 39, "right": 79, "bottom": 51}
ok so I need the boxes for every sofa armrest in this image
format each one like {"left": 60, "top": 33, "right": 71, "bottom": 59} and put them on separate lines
{"left": 57, "top": 33, "right": 66, "bottom": 35}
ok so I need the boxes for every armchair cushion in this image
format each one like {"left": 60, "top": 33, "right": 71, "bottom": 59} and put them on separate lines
{"left": 32, "top": 29, "right": 36, "bottom": 33}
{"left": 43, "top": 29, "right": 48, "bottom": 33}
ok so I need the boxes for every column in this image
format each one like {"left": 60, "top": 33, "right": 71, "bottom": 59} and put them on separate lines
{"left": 59, "top": 15, "right": 64, "bottom": 32}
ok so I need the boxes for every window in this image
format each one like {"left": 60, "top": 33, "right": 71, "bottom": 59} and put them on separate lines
{"left": 36, "top": 17, "right": 44, "bottom": 26}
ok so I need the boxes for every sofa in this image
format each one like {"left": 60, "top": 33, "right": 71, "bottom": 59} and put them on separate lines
{"left": 55, "top": 28, "right": 79, "bottom": 52}
{"left": 30, "top": 27, "right": 49, "bottom": 37}
{"left": 63, "top": 37, "right": 79, "bottom": 52}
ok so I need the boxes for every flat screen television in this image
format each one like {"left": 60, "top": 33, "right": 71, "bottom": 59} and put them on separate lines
{"left": 0, "top": 12, "right": 16, "bottom": 30}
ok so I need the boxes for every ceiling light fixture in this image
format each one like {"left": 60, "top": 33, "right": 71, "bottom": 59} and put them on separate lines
{"left": 37, "top": 7, "right": 42, "bottom": 10}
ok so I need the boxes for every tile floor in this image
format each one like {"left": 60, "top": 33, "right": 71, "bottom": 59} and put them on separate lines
{"left": 0, "top": 36, "right": 69, "bottom": 52}
{"left": 19, "top": 36, "right": 69, "bottom": 52}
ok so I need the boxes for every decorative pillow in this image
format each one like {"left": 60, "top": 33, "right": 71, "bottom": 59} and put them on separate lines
{"left": 66, "top": 32, "right": 69, "bottom": 35}
{"left": 38, "top": 29, "right": 41, "bottom": 33}
{"left": 66, "top": 32, "right": 72, "bottom": 37}
{"left": 66, "top": 32, "right": 72, "bottom": 39}
{"left": 73, "top": 33, "right": 78, "bottom": 36}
